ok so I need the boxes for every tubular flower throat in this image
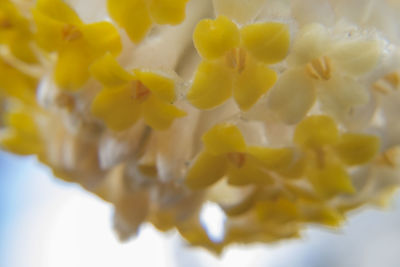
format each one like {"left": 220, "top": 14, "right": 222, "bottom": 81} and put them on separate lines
{"left": 1, "top": 0, "right": 400, "bottom": 254}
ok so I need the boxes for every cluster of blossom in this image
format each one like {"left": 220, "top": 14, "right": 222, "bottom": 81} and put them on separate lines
{"left": 1, "top": 0, "right": 400, "bottom": 253}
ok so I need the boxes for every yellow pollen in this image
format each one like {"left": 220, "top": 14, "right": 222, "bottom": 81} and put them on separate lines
{"left": 62, "top": 24, "right": 82, "bottom": 41}
{"left": 225, "top": 47, "right": 247, "bottom": 73}
{"left": 306, "top": 56, "right": 332, "bottom": 80}
{"left": 227, "top": 152, "right": 246, "bottom": 168}
{"left": 373, "top": 71, "right": 400, "bottom": 94}
{"left": 130, "top": 80, "right": 151, "bottom": 102}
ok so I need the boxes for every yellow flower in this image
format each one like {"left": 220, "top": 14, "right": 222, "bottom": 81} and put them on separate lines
{"left": 187, "top": 16, "right": 289, "bottom": 111}
{"left": 107, "top": 0, "right": 189, "bottom": 43}
{"left": 185, "top": 123, "right": 293, "bottom": 189}
{"left": 32, "top": 0, "right": 122, "bottom": 90}
{"left": 268, "top": 23, "right": 381, "bottom": 125}
{"left": 90, "top": 54, "right": 186, "bottom": 131}
{"left": 293, "top": 115, "right": 380, "bottom": 198}
{"left": 0, "top": 0, "right": 37, "bottom": 63}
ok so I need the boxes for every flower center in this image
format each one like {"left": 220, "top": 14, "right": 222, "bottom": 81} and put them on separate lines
{"left": 373, "top": 71, "right": 400, "bottom": 94}
{"left": 62, "top": 24, "right": 82, "bottom": 41}
{"left": 306, "top": 56, "right": 332, "bottom": 80}
{"left": 225, "top": 47, "right": 247, "bottom": 74}
{"left": 130, "top": 80, "right": 151, "bottom": 102}
{"left": 227, "top": 152, "right": 246, "bottom": 168}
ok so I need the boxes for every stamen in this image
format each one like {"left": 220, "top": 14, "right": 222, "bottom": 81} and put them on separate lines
{"left": 373, "top": 71, "right": 400, "bottom": 94}
{"left": 225, "top": 47, "right": 247, "bottom": 74}
{"left": 130, "top": 80, "right": 151, "bottom": 102}
{"left": 62, "top": 24, "right": 82, "bottom": 42}
{"left": 55, "top": 92, "right": 75, "bottom": 112}
{"left": 306, "top": 56, "right": 332, "bottom": 80}
{"left": 227, "top": 152, "right": 246, "bottom": 168}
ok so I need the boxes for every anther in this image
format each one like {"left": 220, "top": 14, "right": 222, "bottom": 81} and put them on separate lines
{"left": 373, "top": 71, "right": 400, "bottom": 94}
{"left": 306, "top": 56, "right": 332, "bottom": 80}
{"left": 62, "top": 24, "right": 82, "bottom": 41}
{"left": 130, "top": 80, "right": 151, "bottom": 102}
{"left": 227, "top": 152, "right": 246, "bottom": 168}
{"left": 225, "top": 47, "right": 247, "bottom": 74}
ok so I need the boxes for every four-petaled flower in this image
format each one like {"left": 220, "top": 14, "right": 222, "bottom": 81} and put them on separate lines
{"left": 268, "top": 23, "right": 381, "bottom": 126}
{"left": 293, "top": 115, "right": 380, "bottom": 198}
{"left": 107, "top": 0, "right": 189, "bottom": 43}
{"left": 187, "top": 16, "right": 290, "bottom": 111}
{"left": 33, "top": 0, "right": 122, "bottom": 90}
{"left": 90, "top": 54, "right": 186, "bottom": 131}
{"left": 185, "top": 123, "right": 293, "bottom": 189}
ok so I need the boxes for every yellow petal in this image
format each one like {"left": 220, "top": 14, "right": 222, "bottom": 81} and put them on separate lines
{"left": 255, "top": 198, "right": 299, "bottom": 223}
{"left": 267, "top": 68, "right": 316, "bottom": 124}
{"left": 142, "top": 94, "right": 186, "bottom": 130}
{"left": 247, "top": 146, "right": 294, "bottom": 171}
{"left": 213, "top": 0, "right": 266, "bottom": 24}
{"left": 1, "top": 111, "right": 42, "bottom": 155}
{"left": 300, "top": 202, "right": 344, "bottom": 227}
{"left": 185, "top": 151, "right": 228, "bottom": 189}
{"left": 241, "top": 22, "right": 290, "bottom": 64}
{"left": 335, "top": 133, "right": 380, "bottom": 166}
{"left": 35, "top": 0, "right": 82, "bottom": 25}
{"left": 81, "top": 22, "right": 122, "bottom": 57}
{"left": 32, "top": 8, "right": 65, "bottom": 51}
{"left": 149, "top": 0, "right": 189, "bottom": 25}
{"left": 233, "top": 58, "right": 277, "bottom": 110}
{"left": 330, "top": 40, "right": 381, "bottom": 76}
{"left": 91, "top": 85, "right": 142, "bottom": 131}
{"left": 187, "top": 60, "right": 233, "bottom": 109}
{"left": 307, "top": 163, "right": 355, "bottom": 198}
{"left": 54, "top": 40, "right": 92, "bottom": 90}
{"left": 193, "top": 16, "right": 240, "bottom": 60}
{"left": 90, "top": 53, "right": 134, "bottom": 87}
{"left": 134, "top": 70, "right": 176, "bottom": 102}
{"left": 227, "top": 157, "right": 274, "bottom": 186}
{"left": 294, "top": 115, "right": 339, "bottom": 149}
{"left": 202, "top": 123, "right": 247, "bottom": 155}
{"left": 107, "top": 0, "right": 152, "bottom": 43}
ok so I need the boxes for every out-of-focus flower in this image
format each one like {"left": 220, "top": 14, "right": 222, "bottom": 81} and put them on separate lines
{"left": 1, "top": 0, "right": 400, "bottom": 254}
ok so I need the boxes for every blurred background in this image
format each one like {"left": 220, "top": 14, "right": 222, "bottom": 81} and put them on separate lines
{"left": 1, "top": 150, "right": 400, "bottom": 267}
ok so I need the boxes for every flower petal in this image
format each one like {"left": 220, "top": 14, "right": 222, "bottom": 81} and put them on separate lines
{"left": 241, "top": 22, "right": 290, "bottom": 64}
{"left": 81, "top": 22, "right": 122, "bottom": 57}
{"left": 335, "top": 133, "right": 380, "bottom": 166}
{"left": 91, "top": 85, "right": 142, "bottom": 131}
{"left": 149, "top": 0, "right": 189, "bottom": 25}
{"left": 90, "top": 53, "right": 134, "bottom": 87}
{"left": 202, "top": 123, "right": 247, "bottom": 155}
{"left": 54, "top": 40, "right": 92, "bottom": 90}
{"left": 185, "top": 151, "right": 228, "bottom": 189}
{"left": 32, "top": 8, "right": 65, "bottom": 51}
{"left": 233, "top": 58, "right": 277, "bottom": 110}
{"left": 267, "top": 68, "right": 316, "bottom": 124}
{"left": 318, "top": 75, "right": 369, "bottom": 123}
{"left": 213, "top": 0, "right": 266, "bottom": 24}
{"left": 307, "top": 162, "right": 355, "bottom": 198}
{"left": 107, "top": 0, "right": 152, "bottom": 43}
{"left": 134, "top": 70, "right": 176, "bottom": 102}
{"left": 142, "top": 94, "right": 186, "bottom": 130}
{"left": 35, "top": 0, "right": 82, "bottom": 25}
{"left": 187, "top": 60, "right": 233, "bottom": 109}
{"left": 193, "top": 16, "right": 240, "bottom": 60}
{"left": 227, "top": 157, "right": 274, "bottom": 186}
{"left": 294, "top": 115, "right": 339, "bottom": 148}
{"left": 329, "top": 39, "right": 381, "bottom": 77}
{"left": 247, "top": 146, "right": 294, "bottom": 171}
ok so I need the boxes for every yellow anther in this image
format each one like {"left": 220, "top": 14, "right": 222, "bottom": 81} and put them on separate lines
{"left": 62, "top": 24, "right": 82, "bottom": 41}
{"left": 227, "top": 152, "right": 246, "bottom": 168}
{"left": 306, "top": 56, "right": 332, "bottom": 80}
{"left": 130, "top": 80, "right": 151, "bottom": 102}
{"left": 373, "top": 71, "right": 400, "bottom": 94}
{"left": 225, "top": 47, "right": 247, "bottom": 73}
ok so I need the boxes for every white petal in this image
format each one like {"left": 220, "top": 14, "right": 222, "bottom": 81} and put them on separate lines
{"left": 213, "top": 0, "right": 266, "bottom": 24}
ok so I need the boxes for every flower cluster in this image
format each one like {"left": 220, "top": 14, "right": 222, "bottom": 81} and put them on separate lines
{"left": 1, "top": 0, "right": 400, "bottom": 254}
